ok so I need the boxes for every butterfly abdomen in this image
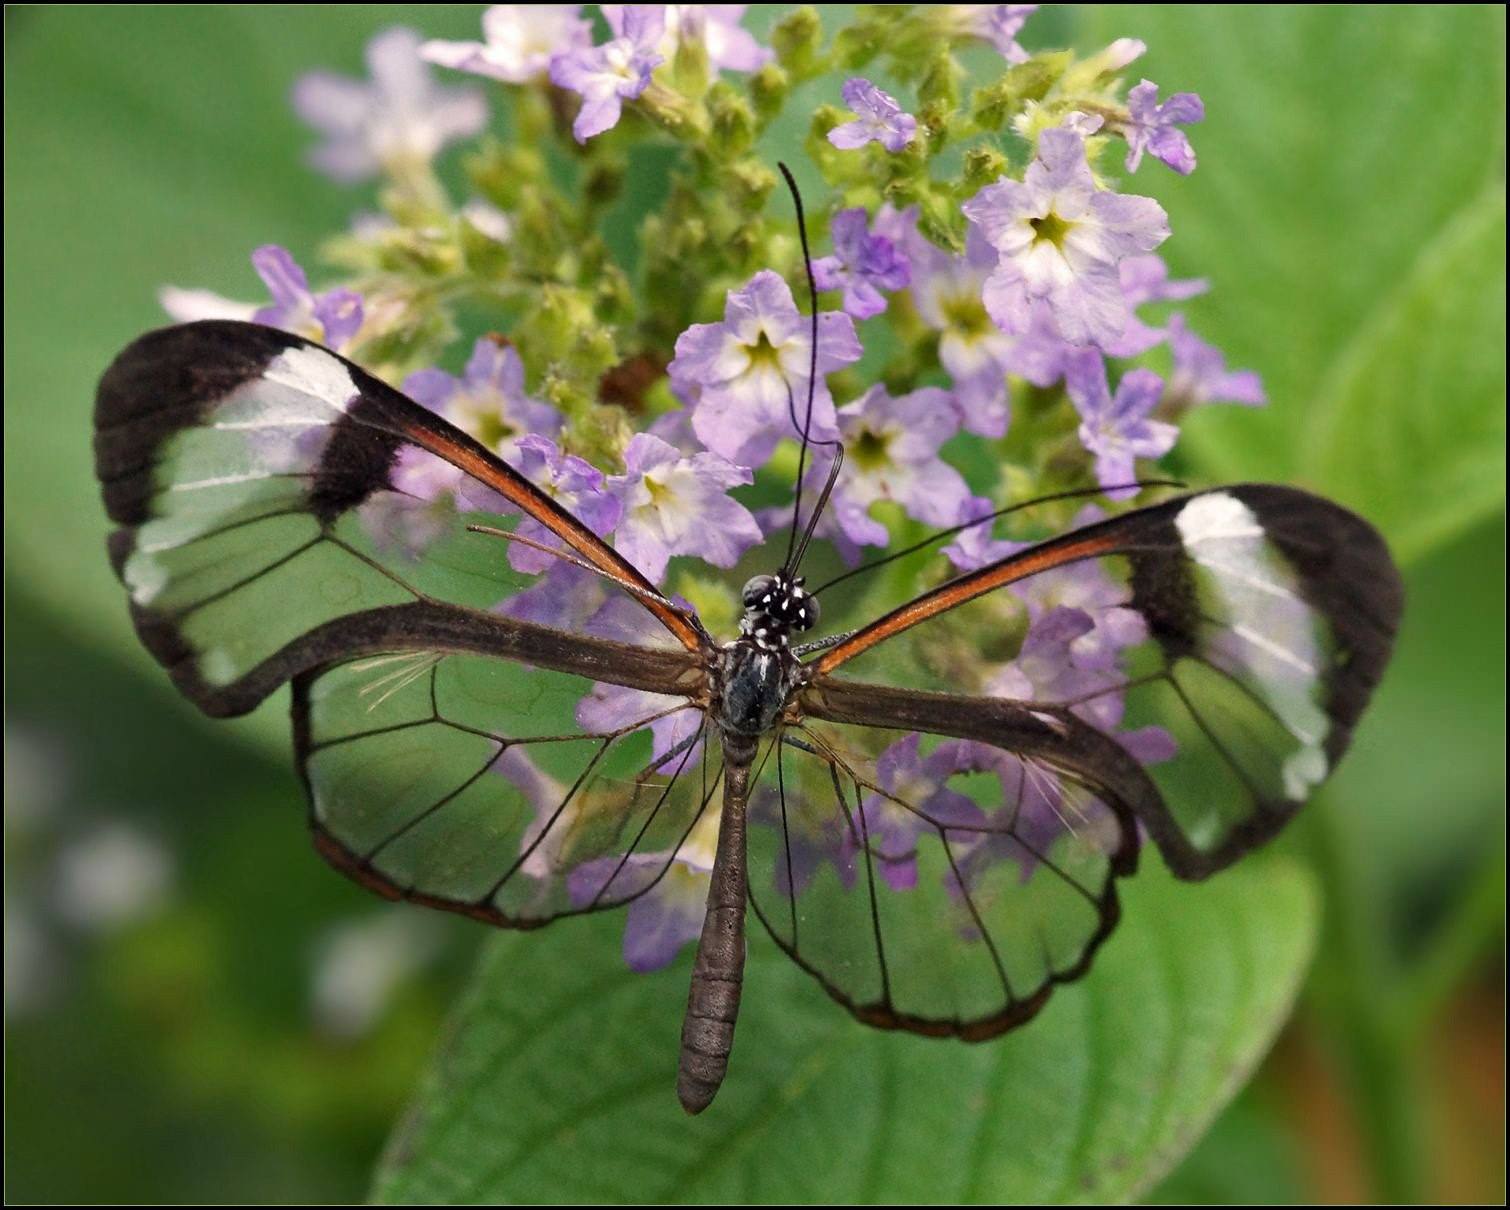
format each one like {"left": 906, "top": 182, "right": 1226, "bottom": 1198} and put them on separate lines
{"left": 677, "top": 741, "right": 753, "bottom": 1115}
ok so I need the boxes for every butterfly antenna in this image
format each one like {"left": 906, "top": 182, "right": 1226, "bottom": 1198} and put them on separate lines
{"left": 777, "top": 161, "right": 844, "bottom": 578}
{"left": 810, "top": 479, "right": 1187, "bottom": 596}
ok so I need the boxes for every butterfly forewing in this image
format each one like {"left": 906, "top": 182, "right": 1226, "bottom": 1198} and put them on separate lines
{"left": 95, "top": 320, "right": 705, "bottom": 716}
{"left": 745, "top": 720, "right": 1134, "bottom": 1036}
{"left": 811, "top": 486, "right": 1404, "bottom": 880}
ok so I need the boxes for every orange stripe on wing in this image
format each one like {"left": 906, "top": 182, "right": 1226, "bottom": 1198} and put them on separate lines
{"left": 396, "top": 416, "right": 706, "bottom": 653}
{"left": 813, "top": 532, "right": 1121, "bottom": 674}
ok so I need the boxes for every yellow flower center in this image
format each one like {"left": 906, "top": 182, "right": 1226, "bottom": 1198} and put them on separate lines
{"left": 458, "top": 390, "right": 517, "bottom": 452}
{"left": 852, "top": 426, "right": 894, "bottom": 471}
{"left": 941, "top": 292, "right": 992, "bottom": 337}
{"left": 645, "top": 474, "right": 675, "bottom": 508}
{"left": 744, "top": 330, "right": 783, "bottom": 371}
{"left": 1030, "top": 210, "right": 1076, "bottom": 250}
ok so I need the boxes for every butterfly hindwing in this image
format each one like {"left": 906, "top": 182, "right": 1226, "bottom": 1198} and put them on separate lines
{"left": 293, "top": 649, "right": 722, "bottom": 929}
{"left": 744, "top": 704, "right": 1138, "bottom": 1037}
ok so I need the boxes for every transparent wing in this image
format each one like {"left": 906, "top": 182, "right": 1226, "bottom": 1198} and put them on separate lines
{"left": 808, "top": 486, "right": 1403, "bottom": 879}
{"left": 745, "top": 718, "right": 1136, "bottom": 1036}
{"left": 94, "top": 320, "right": 705, "bottom": 717}
{"left": 95, "top": 320, "right": 718, "bottom": 928}
{"left": 295, "top": 650, "right": 723, "bottom": 927}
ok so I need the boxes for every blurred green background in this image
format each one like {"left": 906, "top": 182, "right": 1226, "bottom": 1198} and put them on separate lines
{"left": 5, "top": 4, "right": 1504, "bottom": 1203}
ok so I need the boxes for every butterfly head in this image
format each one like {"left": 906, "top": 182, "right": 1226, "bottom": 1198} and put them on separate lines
{"left": 739, "top": 572, "right": 819, "bottom": 649}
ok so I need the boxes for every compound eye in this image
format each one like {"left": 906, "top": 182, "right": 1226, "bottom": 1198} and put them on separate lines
{"left": 796, "top": 594, "right": 820, "bottom": 631}
{"left": 741, "top": 574, "right": 776, "bottom": 608}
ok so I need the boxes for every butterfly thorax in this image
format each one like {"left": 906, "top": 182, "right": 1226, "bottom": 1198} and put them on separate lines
{"left": 715, "top": 572, "right": 817, "bottom": 739}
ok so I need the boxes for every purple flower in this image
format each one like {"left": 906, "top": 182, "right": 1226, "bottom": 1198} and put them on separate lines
{"left": 644, "top": 405, "right": 699, "bottom": 453}
{"left": 1007, "top": 506, "right": 1148, "bottom": 669}
{"left": 1101, "top": 254, "right": 1208, "bottom": 358}
{"left": 956, "top": 750, "right": 1123, "bottom": 888}
{"left": 505, "top": 435, "right": 622, "bottom": 574}
{"left": 808, "top": 385, "right": 971, "bottom": 550}
{"left": 846, "top": 734, "right": 988, "bottom": 890}
{"left": 942, "top": 495, "right": 1023, "bottom": 572}
{"left": 250, "top": 245, "right": 365, "bottom": 350}
{"left": 1000, "top": 300, "right": 1080, "bottom": 389}
{"left": 987, "top": 608, "right": 1151, "bottom": 743}
{"left": 161, "top": 245, "right": 364, "bottom": 351}
{"left": 292, "top": 27, "right": 487, "bottom": 183}
{"left": 749, "top": 777, "right": 856, "bottom": 897}
{"left": 497, "top": 747, "right": 575, "bottom": 890}
{"left": 779, "top": 382, "right": 966, "bottom": 552}
{"left": 1124, "top": 79, "right": 1204, "bottom": 175}
{"left": 1101, "top": 38, "right": 1148, "bottom": 71}
{"left": 567, "top": 806, "right": 721, "bottom": 971}
{"left": 669, "top": 269, "right": 861, "bottom": 468}
{"left": 962, "top": 128, "right": 1169, "bottom": 348}
{"left": 576, "top": 681, "right": 703, "bottom": 765}
{"left": 958, "top": 5, "right": 1039, "bottom": 63}
{"left": 989, "top": 607, "right": 1178, "bottom": 768}
{"left": 872, "top": 202, "right": 926, "bottom": 259}
{"left": 812, "top": 208, "right": 911, "bottom": 320}
{"left": 607, "top": 433, "right": 763, "bottom": 584}
{"left": 1065, "top": 350, "right": 1177, "bottom": 499}
{"left": 768, "top": 384, "right": 969, "bottom": 560}
{"left": 582, "top": 590, "right": 693, "bottom": 649}
{"left": 603, "top": 5, "right": 773, "bottom": 73}
{"left": 828, "top": 77, "right": 917, "bottom": 153}
{"left": 909, "top": 230, "right": 1016, "bottom": 435}
{"left": 497, "top": 561, "right": 607, "bottom": 628}
{"left": 364, "top": 453, "right": 469, "bottom": 558}
{"left": 946, "top": 605, "right": 1176, "bottom": 888}
{"left": 548, "top": 5, "right": 665, "bottom": 142}
{"left": 402, "top": 338, "right": 561, "bottom": 461}
{"left": 422, "top": 5, "right": 591, "bottom": 83}
{"left": 1165, "top": 316, "right": 1266, "bottom": 408}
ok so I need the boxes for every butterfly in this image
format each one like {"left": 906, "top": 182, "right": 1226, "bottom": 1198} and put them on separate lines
{"left": 94, "top": 196, "right": 1402, "bottom": 1114}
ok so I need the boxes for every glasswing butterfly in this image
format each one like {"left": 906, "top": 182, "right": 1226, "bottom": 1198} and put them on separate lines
{"left": 93, "top": 174, "right": 1403, "bottom": 1114}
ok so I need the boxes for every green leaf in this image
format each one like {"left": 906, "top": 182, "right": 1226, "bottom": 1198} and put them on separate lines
{"left": 1317, "top": 519, "right": 1507, "bottom": 919}
{"left": 4, "top": 5, "right": 482, "bottom": 758}
{"left": 1143, "top": 1087, "right": 1305, "bottom": 1204}
{"left": 1301, "top": 185, "right": 1506, "bottom": 564}
{"left": 372, "top": 858, "right": 1317, "bottom": 1205}
{"left": 1078, "top": 5, "right": 1506, "bottom": 558}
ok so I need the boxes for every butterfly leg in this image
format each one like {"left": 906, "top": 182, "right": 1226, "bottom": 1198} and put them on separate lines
{"left": 791, "top": 629, "right": 861, "bottom": 657}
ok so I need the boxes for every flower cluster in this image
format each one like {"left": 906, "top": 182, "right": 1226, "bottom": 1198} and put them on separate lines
{"left": 161, "top": 5, "right": 1264, "bottom": 973}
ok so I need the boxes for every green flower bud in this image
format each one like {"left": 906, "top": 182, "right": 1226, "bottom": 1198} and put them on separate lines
{"left": 772, "top": 6, "right": 824, "bottom": 80}
{"left": 670, "top": 30, "right": 712, "bottom": 100}
{"left": 458, "top": 214, "right": 510, "bottom": 280}
{"left": 723, "top": 159, "right": 776, "bottom": 214}
{"left": 962, "top": 146, "right": 1010, "bottom": 193}
{"left": 918, "top": 51, "right": 963, "bottom": 115}
{"left": 708, "top": 82, "right": 756, "bottom": 158}
{"left": 748, "top": 62, "right": 790, "bottom": 126}
{"left": 465, "top": 138, "right": 544, "bottom": 210}
{"left": 971, "top": 50, "right": 1074, "bottom": 130}
{"left": 637, "top": 80, "right": 708, "bottom": 140}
